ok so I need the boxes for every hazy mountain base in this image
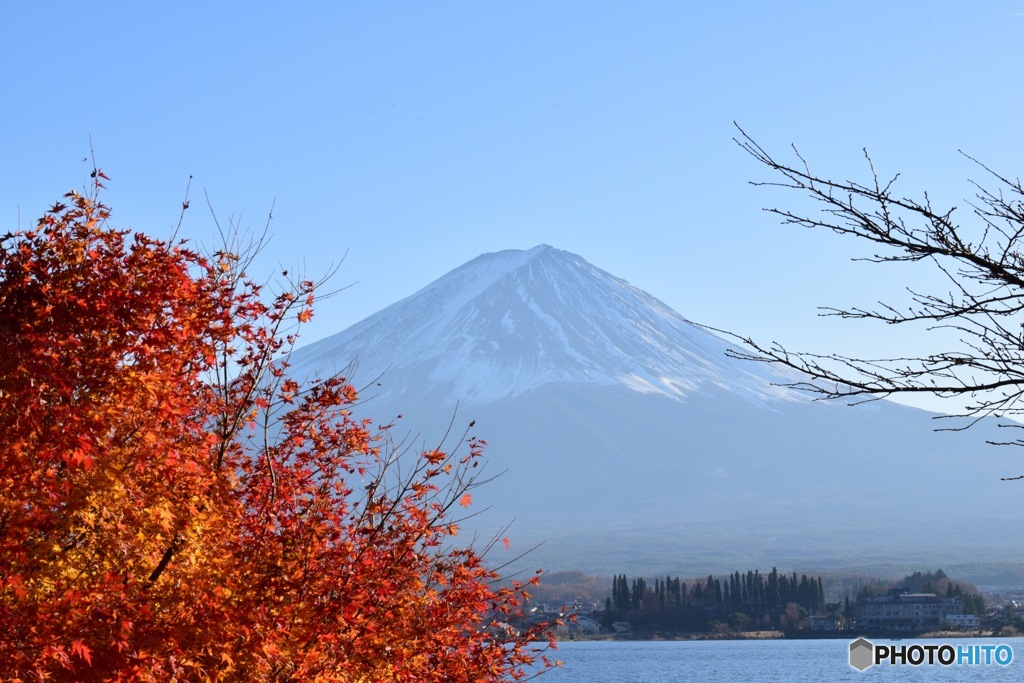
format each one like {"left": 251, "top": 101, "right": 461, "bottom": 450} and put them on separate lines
{"left": 352, "top": 381, "right": 1024, "bottom": 579}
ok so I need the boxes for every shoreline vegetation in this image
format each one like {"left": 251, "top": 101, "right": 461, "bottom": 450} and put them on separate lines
{"left": 521, "top": 568, "right": 994, "bottom": 642}
{"left": 554, "top": 629, "right": 999, "bottom": 642}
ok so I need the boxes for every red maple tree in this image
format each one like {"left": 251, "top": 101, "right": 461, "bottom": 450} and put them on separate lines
{"left": 0, "top": 174, "right": 556, "bottom": 681}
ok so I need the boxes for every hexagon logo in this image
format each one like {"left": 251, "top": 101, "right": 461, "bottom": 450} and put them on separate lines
{"left": 849, "top": 637, "right": 874, "bottom": 671}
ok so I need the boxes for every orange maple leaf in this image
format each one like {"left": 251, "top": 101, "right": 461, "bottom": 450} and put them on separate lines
{"left": 423, "top": 449, "right": 446, "bottom": 464}
{"left": 70, "top": 639, "right": 92, "bottom": 665}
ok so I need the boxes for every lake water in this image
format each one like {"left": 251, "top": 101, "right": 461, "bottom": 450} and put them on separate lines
{"left": 536, "top": 638, "right": 1024, "bottom": 682}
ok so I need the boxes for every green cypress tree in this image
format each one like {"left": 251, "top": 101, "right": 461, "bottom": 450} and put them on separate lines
{"left": 767, "top": 568, "right": 780, "bottom": 607}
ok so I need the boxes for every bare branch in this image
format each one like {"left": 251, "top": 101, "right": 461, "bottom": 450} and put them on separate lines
{"left": 730, "top": 124, "right": 1024, "bottom": 426}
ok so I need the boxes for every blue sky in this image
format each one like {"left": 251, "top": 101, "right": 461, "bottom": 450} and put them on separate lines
{"left": 4, "top": 2, "right": 1023, "bottom": 411}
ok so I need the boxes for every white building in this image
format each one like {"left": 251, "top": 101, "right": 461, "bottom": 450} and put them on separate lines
{"left": 858, "top": 590, "right": 964, "bottom": 632}
{"left": 944, "top": 613, "right": 980, "bottom": 630}
{"left": 551, "top": 615, "right": 603, "bottom": 636}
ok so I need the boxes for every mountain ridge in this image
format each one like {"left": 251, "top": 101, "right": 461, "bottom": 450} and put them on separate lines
{"left": 289, "top": 245, "right": 807, "bottom": 405}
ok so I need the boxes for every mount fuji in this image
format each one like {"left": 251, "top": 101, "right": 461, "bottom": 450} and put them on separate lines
{"left": 289, "top": 245, "right": 809, "bottom": 405}
{"left": 288, "top": 245, "right": 1024, "bottom": 575}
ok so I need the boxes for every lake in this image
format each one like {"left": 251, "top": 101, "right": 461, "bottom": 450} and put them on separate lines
{"left": 534, "top": 638, "right": 1024, "bottom": 682}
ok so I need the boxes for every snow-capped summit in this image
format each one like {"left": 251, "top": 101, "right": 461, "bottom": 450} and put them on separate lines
{"left": 289, "top": 245, "right": 803, "bottom": 405}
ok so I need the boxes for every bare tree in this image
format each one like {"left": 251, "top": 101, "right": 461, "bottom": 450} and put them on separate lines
{"left": 728, "top": 125, "right": 1024, "bottom": 454}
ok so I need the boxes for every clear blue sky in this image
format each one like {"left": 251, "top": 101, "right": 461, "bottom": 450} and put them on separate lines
{"left": 4, "top": 2, "right": 1023, "bottom": 411}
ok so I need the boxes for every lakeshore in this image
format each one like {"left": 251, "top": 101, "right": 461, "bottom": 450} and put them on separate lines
{"left": 555, "top": 629, "right": 999, "bottom": 643}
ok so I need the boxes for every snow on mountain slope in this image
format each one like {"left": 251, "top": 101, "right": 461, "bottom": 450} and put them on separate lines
{"left": 289, "top": 245, "right": 805, "bottom": 405}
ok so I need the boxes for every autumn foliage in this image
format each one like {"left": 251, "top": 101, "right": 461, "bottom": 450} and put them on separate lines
{"left": 0, "top": 179, "right": 554, "bottom": 681}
